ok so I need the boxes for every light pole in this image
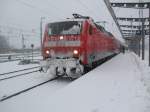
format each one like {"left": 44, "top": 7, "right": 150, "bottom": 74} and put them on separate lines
{"left": 139, "top": 0, "right": 145, "bottom": 60}
{"left": 22, "top": 34, "right": 25, "bottom": 60}
{"left": 149, "top": 7, "right": 150, "bottom": 66}
{"left": 40, "top": 17, "right": 45, "bottom": 53}
{"left": 31, "top": 44, "right": 34, "bottom": 62}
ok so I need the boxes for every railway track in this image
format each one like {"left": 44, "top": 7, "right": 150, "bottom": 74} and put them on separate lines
{"left": 0, "top": 59, "right": 20, "bottom": 63}
{"left": 0, "top": 77, "right": 59, "bottom": 102}
{"left": 0, "top": 66, "right": 41, "bottom": 82}
{"left": 0, "top": 58, "right": 41, "bottom": 63}
{"left": 0, "top": 53, "right": 41, "bottom": 63}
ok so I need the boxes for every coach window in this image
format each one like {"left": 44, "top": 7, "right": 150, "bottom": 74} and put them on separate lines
{"left": 89, "top": 25, "right": 93, "bottom": 35}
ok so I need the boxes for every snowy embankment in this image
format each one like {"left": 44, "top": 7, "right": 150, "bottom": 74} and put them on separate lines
{"left": 0, "top": 52, "right": 150, "bottom": 112}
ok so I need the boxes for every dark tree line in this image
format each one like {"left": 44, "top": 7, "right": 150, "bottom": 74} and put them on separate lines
{"left": 0, "top": 35, "right": 10, "bottom": 52}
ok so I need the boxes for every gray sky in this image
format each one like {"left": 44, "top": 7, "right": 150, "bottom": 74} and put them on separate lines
{"left": 0, "top": 0, "right": 148, "bottom": 48}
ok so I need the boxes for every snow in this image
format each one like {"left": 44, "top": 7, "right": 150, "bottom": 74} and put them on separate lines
{"left": 0, "top": 61, "right": 38, "bottom": 74}
{"left": 144, "top": 49, "right": 149, "bottom": 66}
{"left": 61, "top": 24, "right": 81, "bottom": 34}
{"left": 0, "top": 71, "right": 44, "bottom": 98}
{"left": 0, "top": 59, "right": 70, "bottom": 98}
{"left": 0, "top": 52, "right": 42, "bottom": 62}
{"left": 0, "top": 52, "right": 150, "bottom": 112}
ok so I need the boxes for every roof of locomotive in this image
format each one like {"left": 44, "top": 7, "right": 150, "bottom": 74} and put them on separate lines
{"left": 47, "top": 13, "right": 94, "bottom": 24}
{"left": 46, "top": 17, "right": 93, "bottom": 24}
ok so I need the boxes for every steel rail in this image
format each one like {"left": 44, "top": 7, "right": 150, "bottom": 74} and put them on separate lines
{"left": 0, "top": 69, "right": 40, "bottom": 82}
{"left": 0, "top": 66, "right": 40, "bottom": 76}
{"left": 0, "top": 77, "right": 58, "bottom": 102}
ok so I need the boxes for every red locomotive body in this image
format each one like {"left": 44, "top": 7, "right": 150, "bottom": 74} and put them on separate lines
{"left": 41, "top": 14, "right": 121, "bottom": 78}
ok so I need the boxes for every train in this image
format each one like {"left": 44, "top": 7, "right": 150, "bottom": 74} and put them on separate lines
{"left": 40, "top": 14, "right": 124, "bottom": 78}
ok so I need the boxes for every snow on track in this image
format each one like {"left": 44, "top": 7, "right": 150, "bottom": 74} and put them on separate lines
{"left": 0, "top": 66, "right": 40, "bottom": 80}
{"left": 0, "top": 60, "right": 70, "bottom": 102}
{"left": 0, "top": 52, "right": 150, "bottom": 112}
{"left": 0, "top": 61, "right": 39, "bottom": 74}
{"left": 0, "top": 71, "right": 46, "bottom": 98}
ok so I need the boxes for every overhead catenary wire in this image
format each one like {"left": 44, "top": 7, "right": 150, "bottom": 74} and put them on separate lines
{"left": 41, "top": 0, "right": 66, "bottom": 18}
{"left": 15, "top": 0, "right": 50, "bottom": 17}
{"left": 15, "top": 0, "right": 62, "bottom": 20}
{"left": 75, "top": 0, "right": 100, "bottom": 19}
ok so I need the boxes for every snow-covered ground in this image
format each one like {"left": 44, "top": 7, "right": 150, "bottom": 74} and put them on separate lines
{"left": 144, "top": 50, "right": 149, "bottom": 66}
{"left": 0, "top": 60, "right": 71, "bottom": 101}
{"left": 0, "top": 51, "right": 150, "bottom": 112}
{"left": 0, "top": 61, "right": 38, "bottom": 73}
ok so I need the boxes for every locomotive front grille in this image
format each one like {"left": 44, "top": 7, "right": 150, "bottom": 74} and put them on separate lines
{"left": 44, "top": 40, "right": 80, "bottom": 47}
{"left": 46, "top": 58, "right": 77, "bottom": 68}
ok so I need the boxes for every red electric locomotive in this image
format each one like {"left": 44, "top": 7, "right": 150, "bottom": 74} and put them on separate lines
{"left": 41, "top": 14, "right": 121, "bottom": 78}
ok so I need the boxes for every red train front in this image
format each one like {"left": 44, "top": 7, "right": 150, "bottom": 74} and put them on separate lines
{"left": 41, "top": 14, "right": 121, "bottom": 78}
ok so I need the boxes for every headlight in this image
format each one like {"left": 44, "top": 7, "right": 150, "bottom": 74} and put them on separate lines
{"left": 60, "top": 36, "right": 63, "bottom": 40}
{"left": 46, "top": 50, "right": 50, "bottom": 54}
{"left": 73, "top": 50, "right": 78, "bottom": 55}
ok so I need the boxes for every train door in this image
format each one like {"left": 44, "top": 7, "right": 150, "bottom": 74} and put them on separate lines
{"left": 88, "top": 25, "right": 96, "bottom": 64}
{"left": 89, "top": 25, "right": 98, "bottom": 62}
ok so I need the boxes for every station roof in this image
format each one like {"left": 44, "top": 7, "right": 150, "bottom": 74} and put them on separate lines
{"left": 111, "top": 2, "right": 150, "bottom": 9}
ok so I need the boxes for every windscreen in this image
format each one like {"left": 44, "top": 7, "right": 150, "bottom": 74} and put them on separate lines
{"left": 48, "top": 21, "right": 82, "bottom": 35}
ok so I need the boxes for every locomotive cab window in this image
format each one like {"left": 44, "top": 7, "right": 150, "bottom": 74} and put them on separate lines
{"left": 48, "top": 21, "right": 82, "bottom": 35}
